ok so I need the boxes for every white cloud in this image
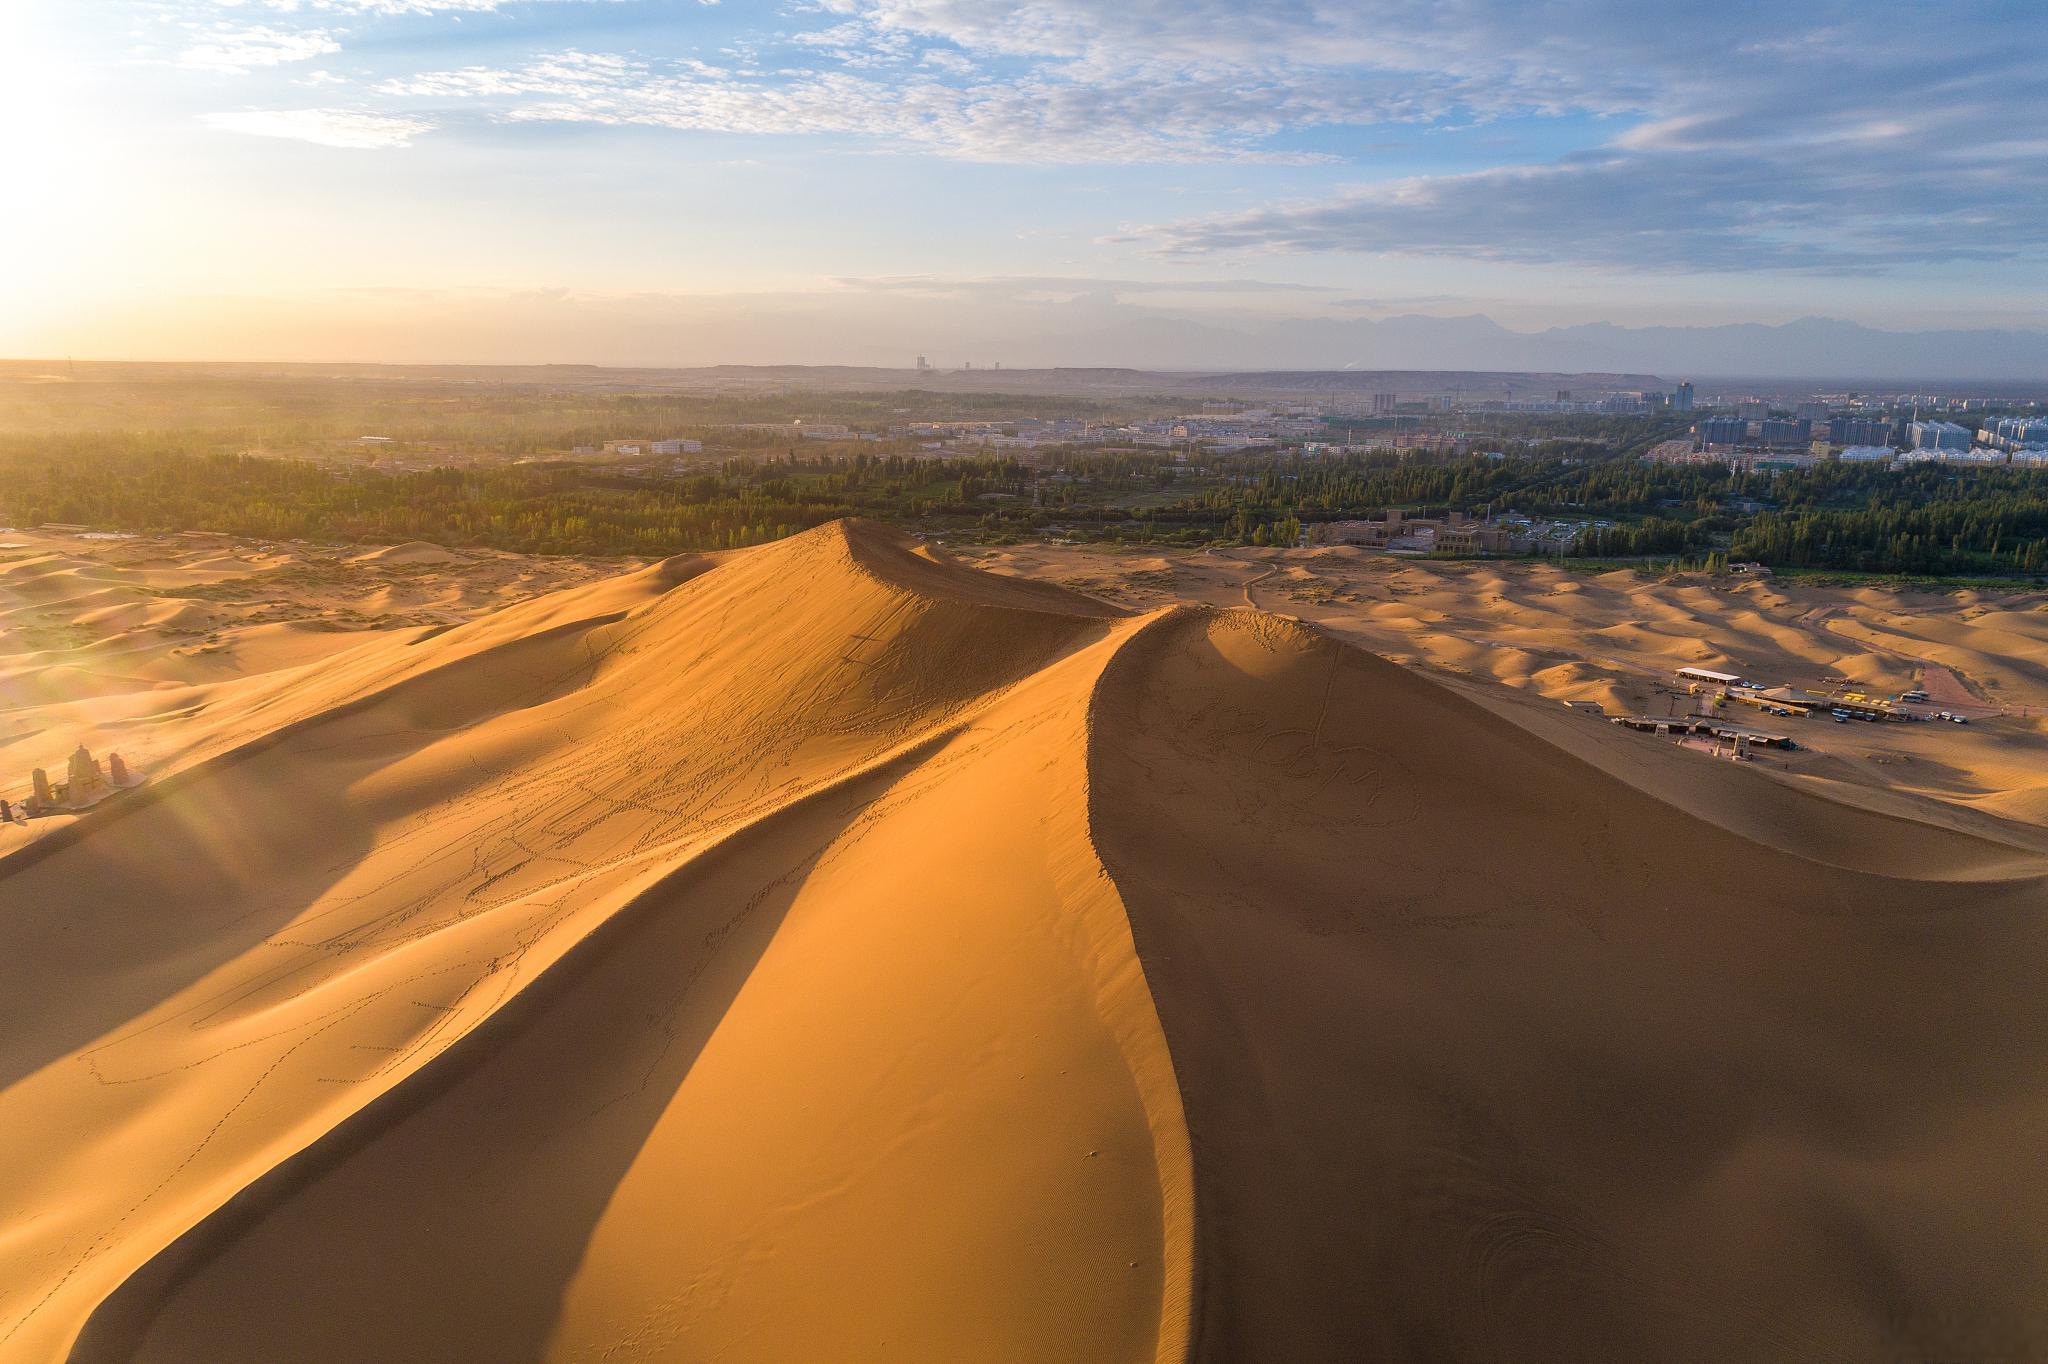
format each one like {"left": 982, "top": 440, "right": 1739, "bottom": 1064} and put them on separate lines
{"left": 214, "top": 0, "right": 616, "bottom": 12}
{"left": 807, "top": 0, "right": 1664, "bottom": 114}
{"left": 791, "top": 19, "right": 915, "bottom": 67}
{"left": 180, "top": 0, "right": 2048, "bottom": 274}
{"left": 382, "top": 49, "right": 1432, "bottom": 163}
{"left": 831, "top": 273, "right": 1335, "bottom": 298}
{"left": 1116, "top": 136, "right": 2048, "bottom": 274}
{"left": 199, "top": 107, "right": 435, "bottom": 148}
{"left": 180, "top": 24, "right": 341, "bottom": 73}
{"left": 892, "top": 0, "right": 2047, "bottom": 273}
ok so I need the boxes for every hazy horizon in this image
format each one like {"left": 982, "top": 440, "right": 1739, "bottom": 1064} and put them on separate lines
{"left": 10, "top": 309, "right": 2048, "bottom": 384}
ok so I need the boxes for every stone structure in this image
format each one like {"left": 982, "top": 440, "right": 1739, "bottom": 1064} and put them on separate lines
{"left": 68, "top": 743, "right": 103, "bottom": 797}
{"left": 20, "top": 745, "right": 138, "bottom": 818}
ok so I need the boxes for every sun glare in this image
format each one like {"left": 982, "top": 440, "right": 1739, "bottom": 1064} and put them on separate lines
{"left": 0, "top": 9, "right": 114, "bottom": 331}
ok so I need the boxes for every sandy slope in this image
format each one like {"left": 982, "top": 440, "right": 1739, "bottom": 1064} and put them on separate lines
{"left": 349, "top": 541, "right": 469, "bottom": 566}
{"left": 968, "top": 542, "right": 2048, "bottom": 827}
{"left": 2, "top": 522, "right": 2044, "bottom": 1362}
{"left": 0, "top": 532, "right": 645, "bottom": 855}
{"left": 0, "top": 523, "right": 1186, "bottom": 1364}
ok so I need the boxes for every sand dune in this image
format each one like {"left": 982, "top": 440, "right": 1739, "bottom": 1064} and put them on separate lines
{"left": 1091, "top": 607, "right": 2047, "bottom": 1360}
{"left": 350, "top": 541, "right": 469, "bottom": 566}
{"left": 0, "top": 530, "right": 639, "bottom": 854}
{"left": 3, "top": 522, "right": 2045, "bottom": 1361}
{"left": 969, "top": 542, "right": 2048, "bottom": 824}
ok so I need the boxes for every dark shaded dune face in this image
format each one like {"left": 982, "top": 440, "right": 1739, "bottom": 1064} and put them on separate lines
{"left": 1087, "top": 607, "right": 2048, "bottom": 1364}
{"left": 839, "top": 518, "right": 1127, "bottom": 618}
{"left": 643, "top": 549, "right": 722, "bottom": 590}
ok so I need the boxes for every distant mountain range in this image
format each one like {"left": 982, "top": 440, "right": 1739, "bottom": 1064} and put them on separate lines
{"left": 0, "top": 358, "right": 1666, "bottom": 400}
{"left": 675, "top": 365, "right": 1667, "bottom": 400}
{"left": 1013, "top": 314, "right": 2048, "bottom": 385}
{"left": 14, "top": 310, "right": 2045, "bottom": 388}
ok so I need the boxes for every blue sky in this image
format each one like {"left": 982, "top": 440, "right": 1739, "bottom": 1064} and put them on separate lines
{"left": 4, "top": 0, "right": 2044, "bottom": 364}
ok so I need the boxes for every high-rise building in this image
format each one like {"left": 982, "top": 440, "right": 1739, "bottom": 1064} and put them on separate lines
{"left": 1829, "top": 416, "right": 1891, "bottom": 447}
{"left": 915, "top": 355, "right": 929, "bottom": 370}
{"left": 1672, "top": 382, "right": 1694, "bottom": 411}
{"left": 1983, "top": 416, "right": 2048, "bottom": 448}
{"left": 1908, "top": 420, "right": 1972, "bottom": 451}
{"left": 1696, "top": 417, "right": 1748, "bottom": 446}
{"left": 1373, "top": 393, "right": 1397, "bottom": 415}
{"left": 1759, "top": 419, "right": 1812, "bottom": 446}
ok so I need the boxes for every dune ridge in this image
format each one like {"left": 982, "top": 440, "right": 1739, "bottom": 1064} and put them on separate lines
{"left": 2, "top": 522, "right": 1191, "bottom": 1364}
{"left": 967, "top": 541, "right": 2048, "bottom": 827}
{"left": 2, "top": 520, "right": 2043, "bottom": 1362}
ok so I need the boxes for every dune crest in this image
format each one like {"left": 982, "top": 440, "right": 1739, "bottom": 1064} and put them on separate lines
{"left": 2, "top": 521, "right": 2042, "bottom": 1363}
{"left": 349, "top": 541, "right": 468, "bottom": 566}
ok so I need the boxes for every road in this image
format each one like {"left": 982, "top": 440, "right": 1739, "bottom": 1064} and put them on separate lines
{"left": 1807, "top": 606, "right": 2018, "bottom": 717}
{"left": 1241, "top": 564, "right": 1280, "bottom": 608}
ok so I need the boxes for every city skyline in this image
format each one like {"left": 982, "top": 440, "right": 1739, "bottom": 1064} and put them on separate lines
{"left": 6, "top": 0, "right": 2046, "bottom": 366}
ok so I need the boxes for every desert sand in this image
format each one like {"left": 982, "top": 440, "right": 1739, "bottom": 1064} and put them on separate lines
{"left": 2, "top": 521, "right": 2045, "bottom": 1362}
{"left": 0, "top": 529, "right": 634, "bottom": 853}
{"left": 969, "top": 541, "right": 2048, "bottom": 830}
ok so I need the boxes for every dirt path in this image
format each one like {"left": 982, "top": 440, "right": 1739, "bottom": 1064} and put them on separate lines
{"left": 1241, "top": 565, "right": 1280, "bottom": 609}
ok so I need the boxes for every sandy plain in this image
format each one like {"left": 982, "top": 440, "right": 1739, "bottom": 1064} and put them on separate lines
{"left": 1, "top": 522, "right": 2044, "bottom": 1363}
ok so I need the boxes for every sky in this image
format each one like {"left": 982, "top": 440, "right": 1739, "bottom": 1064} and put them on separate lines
{"left": 3, "top": 0, "right": 2045, "bottom": 367}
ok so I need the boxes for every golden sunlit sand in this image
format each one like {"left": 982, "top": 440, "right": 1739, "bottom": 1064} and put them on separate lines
{"left": 2, "top": 522, "right": 2046, "bottom": 1361}
{"left": 0, "top": 529, "right": 635, "bottom": 853}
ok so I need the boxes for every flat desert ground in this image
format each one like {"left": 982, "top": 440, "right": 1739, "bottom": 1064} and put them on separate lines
{"left": 2, "top": 522, "right": 2046, "bottom": 1363}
